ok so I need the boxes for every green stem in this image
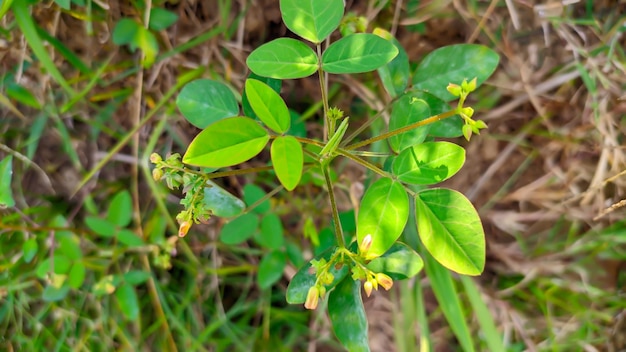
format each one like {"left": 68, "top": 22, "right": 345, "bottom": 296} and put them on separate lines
{"left": 345, "top": 109, "right": 458, "bottom": 151}
{"left": 317, "top": 44, "right": 331, "bottom": 141}
{"left": 322, "top": 164, "right": 345, "bottom": 248}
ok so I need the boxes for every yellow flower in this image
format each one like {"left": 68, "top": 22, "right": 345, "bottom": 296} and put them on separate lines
{"left": 359, "top": 234, "right": 372, "bottom": 254}
{"left": 304, "top": 286, "right": 320, "bottom": 310}
{"left": 364, "top": 280, "right": 373, "bottom": 297}
{"left": 376, "top": 273, "right": 393, "bottom": 291}
{"left": 178, "top": 221, "right": 191, "bottom": 237}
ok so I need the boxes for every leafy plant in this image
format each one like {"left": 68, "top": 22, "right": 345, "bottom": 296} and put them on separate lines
{"left": 151, "top": 0, "right": 499, "bottom": 350}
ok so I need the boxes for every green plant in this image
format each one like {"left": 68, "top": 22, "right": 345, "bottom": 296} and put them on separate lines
{"left": 150, "top": 0, "right": 500, "bottom": 350}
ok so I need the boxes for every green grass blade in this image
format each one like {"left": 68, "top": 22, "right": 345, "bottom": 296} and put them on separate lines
{"left": 460, "top": 276, "right": 505, "bottom": 351}
{"left": 12, "top": 1, "right": 76, "bottom": 97}
{"left": 422, "top": 250, "right": 475, "bottom": 352}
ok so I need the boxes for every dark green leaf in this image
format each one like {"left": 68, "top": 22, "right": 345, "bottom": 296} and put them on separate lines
{"left": 322, "top": 33, "right": 398, "bottom": 74}
{"left": 271, "top": 136, "right": 303, "bottom": 191}
{"left": 123, "top": 271, "right": 151, "bottom": 285}
{"left": 247, "top": 38, "right": 318, "bottom": 79}
{"left": 366, "top": 242, "right": 423, "bottom": 280}
{"left": 415, "top": 188, "right": 485, "bottom": 275}
{"left": 0, "top": 155, "right": 15, "bottom": 208}
{"left": 357, "top": 178, "right": 409, "bottom": 259}
{"left": 256, "top": 213, "right": 284, "bottom": 250}
{"left": 328, "top": 277, "right": 370, "bottom": 352}
{"left": 410, "top": 91, "right": 462, "bottom": 138}
{"left": 286, "top": 246, "right": 349, "bottom": 304}
{"left": 7, "top": 83, "right": 41, "bottom": 109}
{"left": 149, "top": 7, "right": 178, "bottom": 31}
{"left": 42, "top": 284, "right": 70, "bottom": 302}
{"left": 68, "top": 262, "right": 86, "bottom": 289}
{"left": 412, "top": 44, "right": 500, "bottom": 102}
{"left": 115, "top": 283, "right": 140, "bottom": 320}
{"left": 376, "top": 32, "right": 409, "bottom": 98}
{"left": 204, "top": 180, "right": 246, "bottom": 218}
{"left": 112, "top": 18, "right": 140, "bottom": 46}
{"left": 388, "top": 96, "right": 430, "bottom": 153}
{"left": 392, "top": 142, "right": 465, "bottom": 185}
{"left": 176, "top": 79, "right": 239, "bottom": 129}
{"left": 107, "top": 190, "right": 133, "bottom": 227}
{"left": 85, "top": 216, "right": 116, "bottom": 237}
{"left": 58, "top": 234, "right": 82, "bottom": 260}
{"left": 257, "top": 250, "right": 287, "bottom": 289}
{"left": 117, "top": 229, "right": 144, "bottom": 247}
{"left": 279, "top": 0, "right": 344, "bottom": 43}
{"left": 183, "top": 117, "right": 269, "bottom": 168}
{"left": 220, "top": 213, "right": 259, "bottom": 245}
{"left": 243, "top": 184, "right": 270, "bottom": 214}
{"left": 22, "top": 238, "right": 38, "bottom": 263}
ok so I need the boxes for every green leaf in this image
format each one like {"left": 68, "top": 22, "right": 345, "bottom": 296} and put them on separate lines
{"left": 243, "top": 184, "right": 270, "bottom": 214}
{"left": 422, "top": 250, "right": 476, "bottom": 352}
{"left": 107, "top": 190, "right": 133, "bottom": 227}
{"left": 357, "top": 178, "right": 409, "bottom": 259}
{"left": 22, "top": 238, "right": 38, "bottom": 263}
{"left": 286, "top": 246, "right": 349, "bottom": 304}
{"left": 7, "top": 83, "right": 41, "bottom": 109}
{"left": 85, "top": 216, "right": 116, "bottom": 237}
{"left": 54, "top": 0, "right": 70, "bottom": 10}
{"left": 366, "top": 242, "right": 424, "bottom": 280}
{"left": 0, "top": 155, "right": 15, "bottom": 208}
{"left": 117, "top": 229, "right": 145, "bottom": 247}
{"left": 388, "top": 96, "right": 431, "bottom": 153}
{"left": 257, "top": 250, "right": 287, "bottom": 289}
{"left": 42, "top": 285, "right": 70, "bottom": 302}
{"left": 242, "top": 73, "right": 281, "bottom": 120}
{"left": 112, "top": 18, "right": 140, "bottom": 46}
{"left": 123, "top": 271, "right": 151, "bottom": 285}
{"left": 279, "top": 0, "right": 344, "bottom": 43}
{"left": 176, "top": 79, "right": 239, "bottom": 129}
{"left": 376, "top": 34, "right": 410, "bottom": 98}
{"left": 183, "top": 117, "right": 269, "bottom": 168}
{"left": 68, "top": 262, "right": 86, "bottom": 289}
{"left": 204, "top": 180, "right": 246, "bottom": 218}
{"left": 414, "top": 188, "right": 485, "bottom": 275}
{"left": 392, "top": 142, "right": 466, "bottom": 185}
{"left": 220, "top": 213, "right": 259, "bottom": 245}
{"left": 322, "top": 33, "right": 399, "bottom": 74}
{"left": 412, "top": 44, "right": 500, "bottom": 102}
{"left": 271, "top": 136, "right": 303, "bottom": 191}
{"left": 328, "top": 277, "right": 370, "bottom": 352}
{"left": 115, "top": 283, "right": 140, "bottom": 320}
{"left": 256, "top": 213, "right": 284, "bottom": 250}
{"left": 36, "top": 255, "right": 72, "bottom": 278}
{"left": 149, "top": 8, "right": 178, "bottom": 31}
{"left": 247, "top": 38, "right": 318, "bottom": 79}
{"left": 245, "top": 79, "right": 290, "bottom": 133}
{"left": 58, "top": 234, "right": 82, "bottom": 260}
{"left": 412, "top": 91, "right": 462, "bottom": 138}
{"left": 135, "top": 26, "right": 159, "bottom": 67}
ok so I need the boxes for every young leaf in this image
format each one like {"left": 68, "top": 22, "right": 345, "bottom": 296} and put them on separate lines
{"left": 322, "top": 33, "right": 399, "bottom": 74}
{"left": 328, "top": 277, "right": 370, "bottom": 352}
{"left": 107, "top": 190, "right": 133, "bottom": 227}
{"left": 247, "top": 38, "right": 319, "bottom": 79}
{"left": 0, "top": 155, "right": 15, "bottom": 208}
{"left": 204, "top": 180, "right": 246, "bottom": 218}
{"left": 357, "top": 178, "right": 409, "bottom": 259}
{"left": 242, "top": 73, "right": 282, "bottom": 120}
{"left": 220, "top": 213, "right": 259, "bottom": 245}
{"left": 286, "top": 246, "right": 349, "bottom": 304}
{"left": 412, "top": 44, "right": 500, "bottom": 102}
{"left": 375, "top": 30, "right": 410, "bottom": 98}
{"left": 279, "top": 0, "right": 344, "bottom": 44}
{"left": 392, "top": 142, "right": 466, "bottom": 185}
{"left": 388, "top": 96, "right": 431, "bottom": 153}
{"left": 115, "top": 283, "right": 140, "bottom": 320}
{"left": 257, "top": 250, "right": 287, "bottom": 289}
{"left": 149, "top": 8, "right": 178, "bottom": 31}
{"left": 176, "top": 79, "right": 239, "bottom": 129}
{"left": 183, "top": 117, "right": 270, "bottom": 168}
{"left": 256, "top": 213, "right": 285, "bottom": 250}
{"left": 245, "top": 79, "right": 290, "bottom": 134}
{"left": 414, "top": 188, "right": 485, "bottom": 275}
{"left": 366, "top": 242, "right": 424, "bottom": 280}
{"left": 271, "top": 136, "right": 303, "bottom": 191}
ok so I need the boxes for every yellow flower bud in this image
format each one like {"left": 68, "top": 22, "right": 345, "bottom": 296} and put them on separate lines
{"left": 364, "top": 280, "right": 373, "bottom": 297}
{"left": 304, "top": 286, "right": 320, "bottom": 310}
{"left": 178, "top": 221, "right": 191, "bottom": 237}
{"left": 446, "top": 83, "right": 462, "bottom": 97}
{"left": 359, "top": 234, "right": 372, "bottom": 254}
{"left": 152, "top": 168, "right": 163, "bottom": 181}
{"left": 150, "top": 153, "right": 162, "bottom": 164}
{"left": 376, "top": 273, "right": 393, "bottom": 291}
